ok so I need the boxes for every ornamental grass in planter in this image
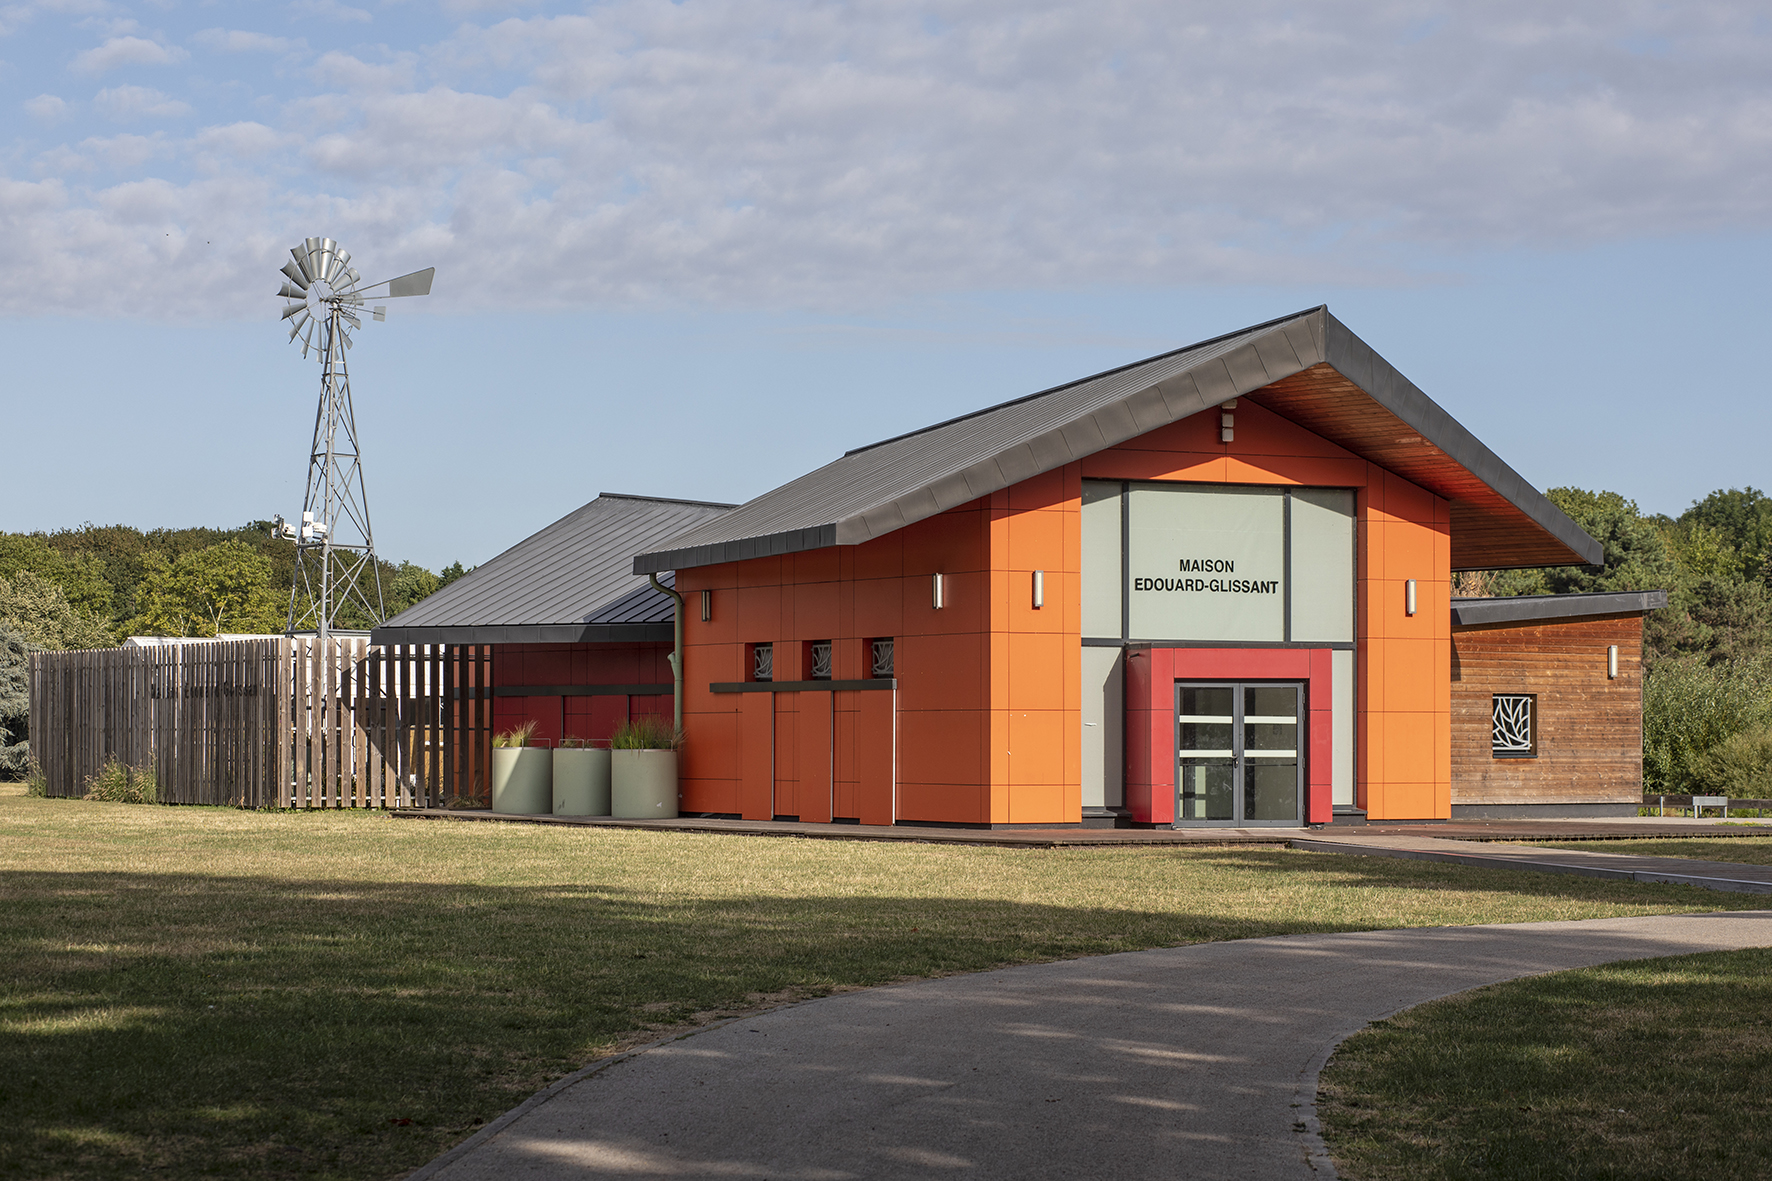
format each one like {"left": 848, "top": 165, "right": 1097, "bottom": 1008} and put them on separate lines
{"left": 553, "top": 737, "right": 612, "bottom": 816}
{"left": 491, "top": 720, "right": 551, "bottom": 814}
{"left": 610, "top": 716, "right": 682, "bottom": 819}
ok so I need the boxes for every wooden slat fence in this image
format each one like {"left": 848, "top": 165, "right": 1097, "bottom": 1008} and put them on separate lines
{"left": 27, "top": 639, "right": 491, "bottom": 808}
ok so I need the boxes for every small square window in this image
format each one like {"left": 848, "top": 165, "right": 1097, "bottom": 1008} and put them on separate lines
{"left": 1492, "top": 693, "right": 1536, "bottom": 758}
{"left": 752, "top": 643, "right": 773, "bottom": 683}
{"left": 870, "top": 637, "right": 894, "bottom": 679}
{"left": 810, "top": 640, "right": 832, "bottom": 680}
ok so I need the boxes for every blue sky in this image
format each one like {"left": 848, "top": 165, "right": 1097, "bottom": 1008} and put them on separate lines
{"left": 3, "top": 1, "right": 1769, "bottom": 570}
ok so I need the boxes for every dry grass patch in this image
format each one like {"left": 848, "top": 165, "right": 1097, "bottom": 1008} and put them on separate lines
{"left": 2, "top": 786, "right": 1764, "bottom": 1181}
{"left": 1318, "top": 947, "right": 1772, "bottom": 1180}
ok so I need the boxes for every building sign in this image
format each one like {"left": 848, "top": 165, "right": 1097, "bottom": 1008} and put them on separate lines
{"left": 1083, "top": 480, "right": 1354, "bottom": 643}
{"left": 1127, "top": 484, "right": 1286, "bottom": 641}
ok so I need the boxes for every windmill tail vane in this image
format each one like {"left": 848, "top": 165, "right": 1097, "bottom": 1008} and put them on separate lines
{"left": 273, "top": 236, "right": 435, "bottom": 641}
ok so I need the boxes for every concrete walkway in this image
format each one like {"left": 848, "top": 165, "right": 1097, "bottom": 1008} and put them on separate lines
{"left": 413, "top": 912, "right": 1772, "bottom": 1181}
{"left": 1297, "top": 832, "right": 1772, "bottom": 895}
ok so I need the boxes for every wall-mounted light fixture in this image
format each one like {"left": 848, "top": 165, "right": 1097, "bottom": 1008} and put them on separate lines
{"left": 1219, "top": 397, "right": 1237, "bottom": 443}
{"left": 1405, "top": 579, "right": 1417, "bottom": 616}
{"left": 932, "top": 572, "right": 946, "bottom": 610}
{"left": 1607, "top": 645, "right": 1619, "bottom": 679}
{"left": 700, "top": 589, "right": 712, "bottom": 622}
{"left": 1032, "top": 569, "right": 1045, "bottom": 609}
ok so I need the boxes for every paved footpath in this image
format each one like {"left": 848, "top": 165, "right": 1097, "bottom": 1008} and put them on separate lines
{"left": 415, "top": 911, "right": 1772, "bottom": 1181}
{"left": 1296, "top": 832, "right": 1772, "bottom": 895}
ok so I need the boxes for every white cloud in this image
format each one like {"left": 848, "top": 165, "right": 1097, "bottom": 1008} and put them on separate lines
{"left": 26, "top": 93, "right": 71, "bottom": 121}
{"left": 94, "top": 84, "right": 191, "bottom": 120}
{"left": 289, "top": 0, "right": 372, "bottom": 23}
{"left": 10, "top": 0, "right": 1772, "bottom": 318}
{"left": 310, "top": 49, "right": 418, "bottom": 92}
{"left": 193, "top": 28, "right": 306, "bottom": 55}
{"left": 70, "top": 35, "right": 188, "bottom": 75}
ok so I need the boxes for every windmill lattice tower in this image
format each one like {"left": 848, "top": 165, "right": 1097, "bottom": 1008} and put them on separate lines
{"left": 273, "top": 237, "right": 434, "bottom": 643}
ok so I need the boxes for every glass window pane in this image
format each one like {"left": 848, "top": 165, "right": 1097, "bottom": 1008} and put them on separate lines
{"left": 1245, "top": 686, "right": 1297, "bottom": 720}
{"left": 1245, "top": 760, "right": 1299, "bottom": 821}
{"left": 1180, "top": 686, "right": 1234, "bottom": 717}
{"left": 1180, "top": 722, "right": 1233, "bottom": 753}
{"left": 1180, "top": 760, "right": 1235, "bottom": 820}
{"left": 1243, "top": 723, "right": 1296, "bottom": 752}
{"left": 1081, "top": 480, "right": 1123, "bottom": 639}
{"left": 1289, "top": 488, "right": 1355, "bottom": 643}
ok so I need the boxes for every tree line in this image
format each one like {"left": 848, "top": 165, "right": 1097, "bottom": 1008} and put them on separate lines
{"left": 1456, "top": 486, "right": 1772, "bottom": 795}
{"left": 0, "top": 522, "right": 469, "bottom": 774}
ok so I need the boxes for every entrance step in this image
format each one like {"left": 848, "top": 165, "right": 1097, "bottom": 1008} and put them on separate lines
{"left": 1330, "top": 805, "right": 1368, "bottom": 826}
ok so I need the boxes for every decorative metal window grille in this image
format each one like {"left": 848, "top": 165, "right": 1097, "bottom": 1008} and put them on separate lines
{"left": 810, "top": 641, "right": 832, "bottom": 680}
{"left": 871, "top": 638, "right": 894, "bottom": 679}
{"left": 753, "top": 643, "right": 773, "bottom": 682}
{"left": 1492, "top": 694, "right": 1536, "bottom": 757}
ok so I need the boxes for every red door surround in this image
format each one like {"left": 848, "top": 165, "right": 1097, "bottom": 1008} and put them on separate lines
{"left": 1125, "top": 646, "right": 1336, "bottom": 826}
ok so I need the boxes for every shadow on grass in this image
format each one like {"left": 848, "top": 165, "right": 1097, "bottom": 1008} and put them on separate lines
{"left": 0, "top": 849, "right": 1743, "bottom": 1181}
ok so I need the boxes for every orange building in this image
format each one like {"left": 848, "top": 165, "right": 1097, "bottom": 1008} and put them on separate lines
{"left": 379, "top": 307, "right": 1661, "bottom": 826}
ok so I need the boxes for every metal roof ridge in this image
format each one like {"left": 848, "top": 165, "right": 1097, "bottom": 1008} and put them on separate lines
{"left": 841, "top": 305, "right": 1326, "bottom": 457}
{"left": 598, "top": 492, "right": 740, "bottom": 508}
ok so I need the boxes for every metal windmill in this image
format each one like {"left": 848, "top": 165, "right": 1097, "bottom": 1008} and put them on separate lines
{"left": 270, "top": 237, "right": 434, "bottom": 645}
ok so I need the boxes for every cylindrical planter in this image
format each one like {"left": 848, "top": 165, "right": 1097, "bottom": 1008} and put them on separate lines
{"left": 611, "top": 749, "right": 679, "bottom": 819}
{"left": 491, "top": 747, "right": 552, "bottom": 814}
{"left": 553, "top": 747, "right": 612, "bottom": 816}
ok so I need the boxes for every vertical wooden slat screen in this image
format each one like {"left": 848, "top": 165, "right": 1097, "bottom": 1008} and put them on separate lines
{"left": 26, "top": 637, "right": 479, "bottom": 810}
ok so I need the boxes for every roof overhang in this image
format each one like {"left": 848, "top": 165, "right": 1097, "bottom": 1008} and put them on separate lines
{"left": 634, "top": 307, "right": 1600, "bottom": 574}
{"left": 1450, "top": 590, "right": 1668, "bottom": 627}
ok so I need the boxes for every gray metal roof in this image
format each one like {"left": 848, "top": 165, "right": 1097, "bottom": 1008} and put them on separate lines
{"left": 373, "top": 495, "right": 732, "bottom": 646}
{"left": 1451, "top": 590, "right": 1669, "bottom": 627}
{"left": 634, "top": 306, "right": 1602, "bottom": 574}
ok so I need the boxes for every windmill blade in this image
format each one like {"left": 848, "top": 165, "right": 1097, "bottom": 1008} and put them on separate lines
{"left": 291, "top": 245, "right": 317, "bottom": 284}
{"left": 327, "top": 249, "right": 352, "bottom": 285}
{"left": 287, "top": 311, "right": 309, "bottom": 342}
{"left": 280, "top": 261, "right": 309, "bottom": 290}
{"left": 315, "top": 238, "right": 338, "bottom": 284}
{"left": 281, "top": 301, "right": 309, "bottom": 321}
{"left": 277, "top": 281, "right": 306, "bottom": 300}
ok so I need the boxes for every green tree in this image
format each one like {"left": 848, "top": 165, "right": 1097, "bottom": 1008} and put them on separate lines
{"left": 387, "top": 561, "right": 442, "bottom": 616}
{"left": 0, "top": 534, "right": 114, "bottom": 619}
{"left": 0, "top": 571, "right": 117, "bottom": 650}
{"left": 0, "top": 624, "right": 28, "bottom": 779}
{"left": 1681, "top": 487, "right": 1772, "bottom": 582}
{"left": 127, "top": 541, "right": 285, "bottom": 638}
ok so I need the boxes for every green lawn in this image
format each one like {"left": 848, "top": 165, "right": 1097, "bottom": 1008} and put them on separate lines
{"left": 1532, "top": 837, "right": 1772, "bottom": 866}
{"left": 1318, "top": 947, "right": 1772, "bottom": 1181}
{"left": 2, "top": 786, "right": 1763, "bottom": 1181}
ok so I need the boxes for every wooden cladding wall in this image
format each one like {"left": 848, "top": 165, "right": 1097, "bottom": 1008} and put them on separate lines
{"left": 28, "top": 639, "right": 492, "bottom": 808}
{"left": 1449, "top": 614, "right": 1645, "bottom": 805}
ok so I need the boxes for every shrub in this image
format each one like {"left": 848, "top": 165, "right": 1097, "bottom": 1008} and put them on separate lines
{"left": 23, "top": 756, "right": 47, "bottom": 797}
{"left": 610, "top": 715, "right": 681, "bottom": 750}
{"left": 1699, "top": 723, "right": 1772, "bottom": 798}
{"left": 1643, "top": 656, "right": 1772, "bottom": 793}
{"left": 82, "top": 758, "right": 159, "bottom": 804}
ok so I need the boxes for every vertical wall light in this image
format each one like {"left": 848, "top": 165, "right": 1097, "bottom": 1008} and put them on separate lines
{"left": 700, "top": 589, "right": 712, "bottom": 622}
{"left": 1405, "top": 579, "right": 1417, "bottom": 616}
{"left": 1032, "top": 569, "right": 1045, "bottom": 609}
{"left": 932, "top": 572, "right": 946, "bottom": 610}
{"left": 1607, "top": 645, "right": 1619, "bottom": 679}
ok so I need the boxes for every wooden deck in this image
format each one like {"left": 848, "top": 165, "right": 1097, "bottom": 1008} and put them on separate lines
{"left": 389, "top": 809, "right": 1772, "bottom": 849}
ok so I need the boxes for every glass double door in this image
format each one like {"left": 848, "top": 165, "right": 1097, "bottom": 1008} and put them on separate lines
{"left": 1175, "top": 682, "right": 1303, "bottom": 827}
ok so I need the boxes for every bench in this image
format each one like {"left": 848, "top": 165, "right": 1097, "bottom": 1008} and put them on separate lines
{"left": 1645, "top": 793, "right": 1771, "bottom": 818}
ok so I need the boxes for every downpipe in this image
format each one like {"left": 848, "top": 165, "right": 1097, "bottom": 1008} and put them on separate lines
{"left": 648, "top": 574, "right": 686, "bottom": 733}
